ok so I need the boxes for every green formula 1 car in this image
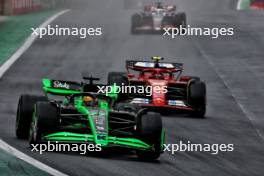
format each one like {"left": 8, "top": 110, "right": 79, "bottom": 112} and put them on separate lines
{"left": 15, "top": 76, "right": 165, "bottom": 160}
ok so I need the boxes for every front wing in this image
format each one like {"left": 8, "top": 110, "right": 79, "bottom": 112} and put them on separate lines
{"left": 130, "top": 99, "right": 195, "bottom": 111}
{"left": 43, "top": 132, "right": 156, "bottom": 151}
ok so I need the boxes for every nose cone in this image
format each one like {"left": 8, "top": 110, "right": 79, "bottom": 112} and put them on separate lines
{"left": 148, "top": 80, "right": 167, "bottom": 106}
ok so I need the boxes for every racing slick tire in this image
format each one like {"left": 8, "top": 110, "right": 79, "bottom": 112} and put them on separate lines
{"left": 16, "top": 94, "right": 47, "bottom": 139}
{"left": 188, "top": 81, "right": 206, "bottom": 118}
{"left": 107, "top": 72, "right": 129, "bottom": 101}
{"left": 131, "top": 14, "right": 141, "bottom": 34}
{"left": 136, "top": 112, "right": 163, "bottom": 160}
{"left": 174, "top": 12, "right": 186, "bottom": 28}
{"left": 29, "top": 102, "right": 58, "bottom": 144}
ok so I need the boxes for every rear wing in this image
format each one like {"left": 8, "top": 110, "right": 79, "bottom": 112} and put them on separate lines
{"left": 126, "top": 60, "right": 183, "bottom": 71}
{"left": 42, "top": 78, "right": 82, "bottom": 95}
{"left": 42, "top": 78, "right": 118, "bottom": 101}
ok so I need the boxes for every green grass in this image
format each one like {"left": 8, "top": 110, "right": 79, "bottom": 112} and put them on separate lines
{"left": 0, "top": 10, "right": 57, "bottom": 65}
{"left": 239, "top": 0, "right": 251, "bottom": 9}
{"left": 0, "top": 148, "right": 49, "bottom": 176}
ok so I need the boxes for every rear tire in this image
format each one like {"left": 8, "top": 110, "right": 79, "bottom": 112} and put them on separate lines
{"left": 131, "top": 14, "right": 141, "bottom": 34}
{"left": 174, "top": 13, "right": 186, "bottom": 28}
{"left": 16, "top": 95, "right": 47, "bottom": 139}
{"left": 108, "top": 72, "right": 127, "bottom": 85}
{"left": 136, "top": 112, "right": 163, "bottom": 160}
{"left": 107, "top": 72, "right": 129, "bottom": 101}
{"left": 180, "top": 13, "right": 186, "bottom": 28}
{"left": 29, "top": 102, "right": 58, "bottom": 144}
{"left": 188, "top": 81, "right": 206, "bottom": 118}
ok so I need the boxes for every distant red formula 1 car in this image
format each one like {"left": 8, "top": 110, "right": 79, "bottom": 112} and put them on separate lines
{"left": 131, "top": 2, "right": 186, "bottom": 34}
{"left": 108, "top": 56, "right": 206, "bottom": 117}
{"left": 250, "top": 0, "right": 264, "bottom": 9}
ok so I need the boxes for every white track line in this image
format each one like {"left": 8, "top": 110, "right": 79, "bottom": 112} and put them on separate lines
{"left": 195, "top": 43, "right": 264, "bottom": 141}
{"left": 0, "top": 9, "right": 71, "bottom": 78}
{"left": 0, "top": 139, "right": 68, "bottom": 176}
{"left": 0, "top": 9, "right": 71, "bottom": 176}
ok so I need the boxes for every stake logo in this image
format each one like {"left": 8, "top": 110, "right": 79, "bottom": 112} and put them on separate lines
{"left": 53, "top": 81, "right": 70, "bottom": 89}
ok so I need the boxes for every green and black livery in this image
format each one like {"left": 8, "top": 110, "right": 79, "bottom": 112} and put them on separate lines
{"left": 16, "top": 76, "right": 165, "bottom": 160}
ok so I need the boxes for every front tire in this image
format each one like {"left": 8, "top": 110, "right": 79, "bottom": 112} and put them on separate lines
{"left": 188, "top": 81, "right": 206, "bottom": 118}
{"left": 29, "top": 102, "right": 58, "bottom": 144}
{"left": 131, "top": 14, "right": 141, "bottom": 34}
{"left": 16, "top": 95, "right": 47, "bottom": 139}
{"left": 136, "top": 112, "right": 163, "bottom": 160}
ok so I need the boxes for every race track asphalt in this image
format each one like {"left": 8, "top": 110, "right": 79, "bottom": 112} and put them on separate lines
{"left": 0, "top": 0, "right": 264, "bottom": 175}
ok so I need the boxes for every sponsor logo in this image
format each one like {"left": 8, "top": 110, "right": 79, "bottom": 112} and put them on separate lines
{"left": 168, "top": 100, "right": 186, "bottom": 106}
{"left": 131, "top": 98, "right": 150, "bottom": 104}
{"left": 53, "top": 81, "right": 70, "bottom": 89}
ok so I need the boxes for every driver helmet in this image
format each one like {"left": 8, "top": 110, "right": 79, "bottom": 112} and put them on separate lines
{"left": 83, "top": 96, "right": 94, "bottom": 106}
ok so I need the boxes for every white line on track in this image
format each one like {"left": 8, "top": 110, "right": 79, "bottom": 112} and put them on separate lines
{"left": 0, "top": 139, "right": 68, "bottom": 176}
{"left": 195, "top": 43, "right": 264, "bottom": 141}
{"left": 0, "top": 9, "right": 71, "bottom": 176}
{"left": 0, "top": 9, "right": 71, "bottom": 78}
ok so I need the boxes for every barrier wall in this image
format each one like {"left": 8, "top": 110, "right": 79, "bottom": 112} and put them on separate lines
{"left": 251, "top": 0, "right": 264, "bottom": 9}
{"left": 2, "top": 0, "right": 64, "bottom": 15}
{"left": 11, "top": 0, "right": 41, "bottom": 15}
{"left": 0, "top": 0, "right": 4, "bottom": 14}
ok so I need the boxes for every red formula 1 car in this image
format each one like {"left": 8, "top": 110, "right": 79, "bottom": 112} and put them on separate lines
{"left": 108, "top": 57, "right": 206, "bottom": 117}
{"left": 250, "top": 0, "right": 264, "bottom": 9}
{"left": 131, "top": 2, "right": 186, "bottom": 34}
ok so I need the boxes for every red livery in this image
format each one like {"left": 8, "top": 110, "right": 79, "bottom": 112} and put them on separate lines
{"left": 108, "top": 57, "right": 207, "bottom": 117}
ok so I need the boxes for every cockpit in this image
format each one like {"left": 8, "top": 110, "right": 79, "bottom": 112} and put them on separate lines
{"left": 139, "top": 70, "right": 177, "bottom": 80}
{"left": 152, "top": 9, "right": 166, "bottom": 16}
{"left": 82, "top": 95, "right": 97, "bottom": 107}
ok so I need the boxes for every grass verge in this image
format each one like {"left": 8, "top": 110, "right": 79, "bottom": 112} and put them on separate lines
{"left": 0, "top": 10, "right": 57, "bottom": 65}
